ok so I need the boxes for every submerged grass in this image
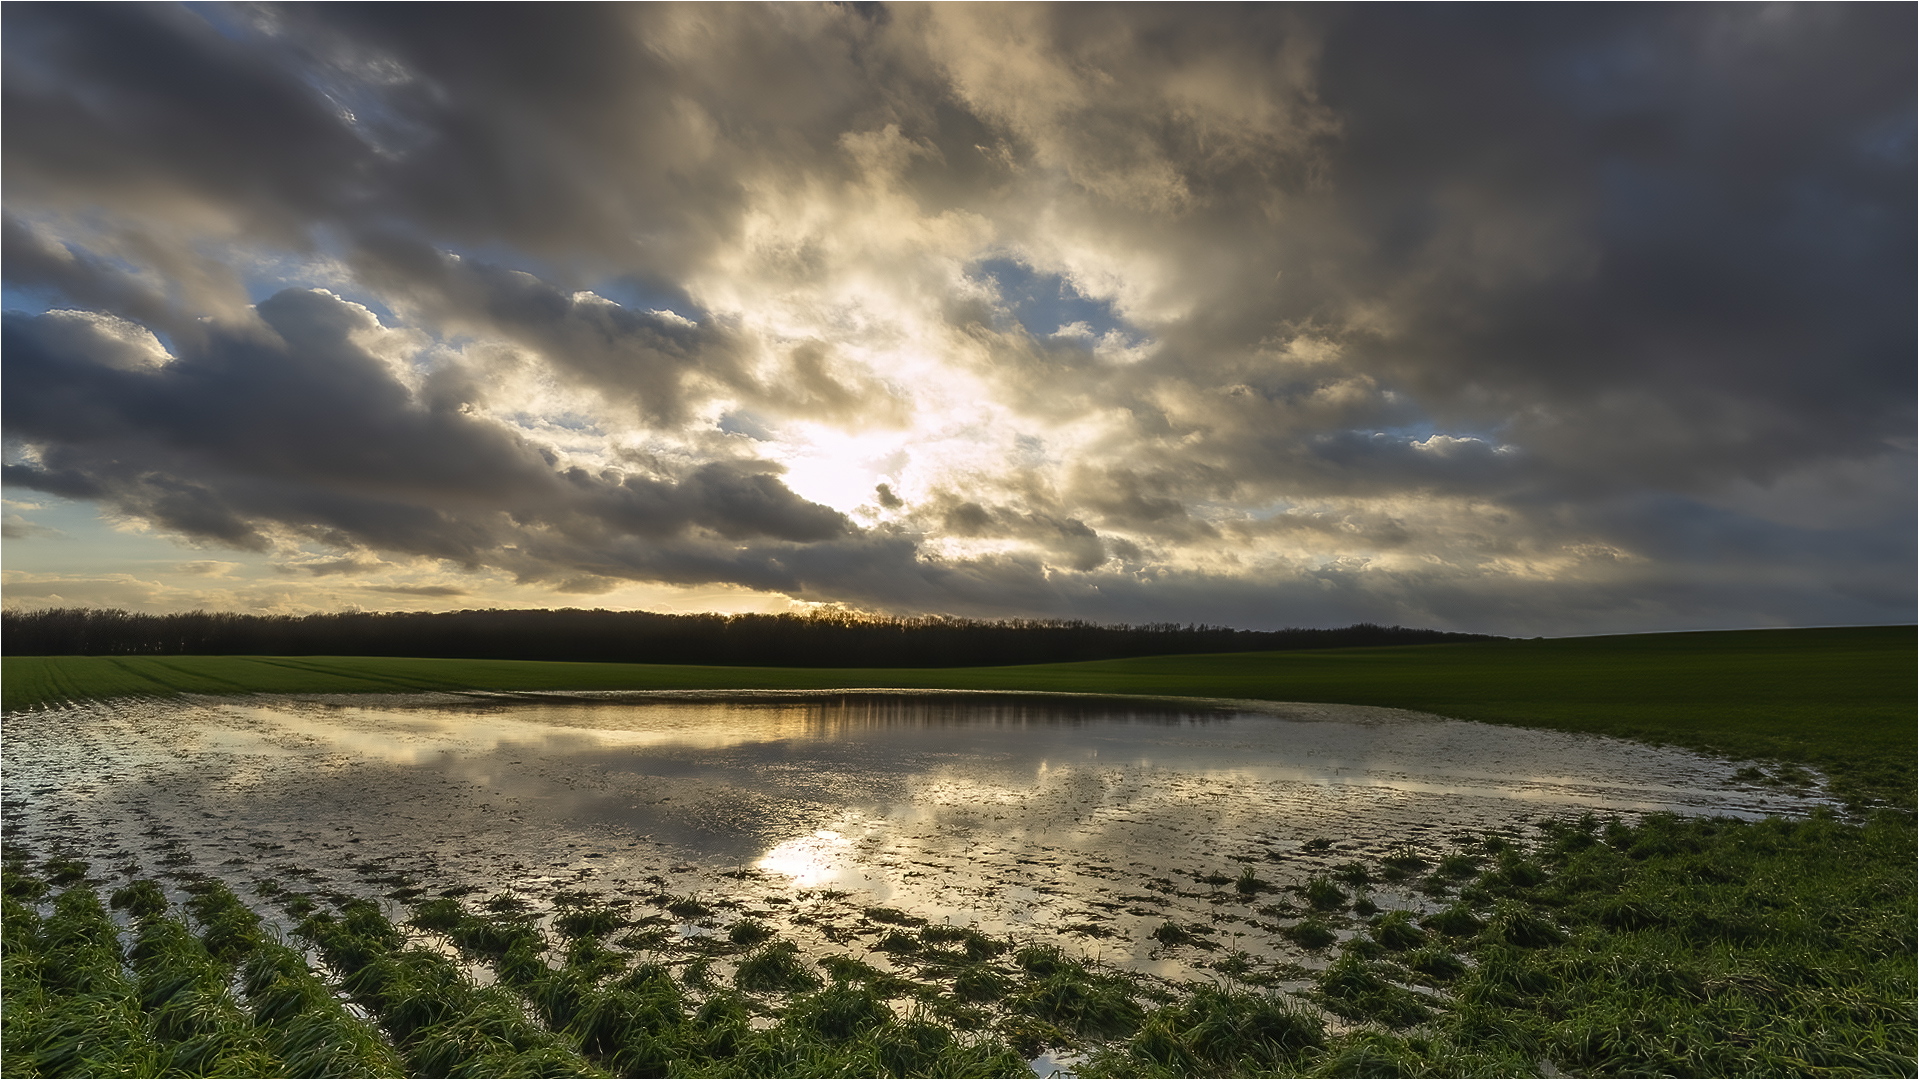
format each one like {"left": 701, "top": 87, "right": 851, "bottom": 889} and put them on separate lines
{"left": 7, "top": 624, "right": 1911, "bottom": 804}
{"left": 1, "top": 807, "right": 1912, "bottom": 1077}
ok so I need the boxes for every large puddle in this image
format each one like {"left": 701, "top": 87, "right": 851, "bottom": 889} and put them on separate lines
{"left": 3, "top": 692, "right": 1832, "bottom": 984}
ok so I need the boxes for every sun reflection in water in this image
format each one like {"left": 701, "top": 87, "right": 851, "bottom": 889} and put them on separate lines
{"left": 757, "top": 829, "right": 854, "bottom": 887}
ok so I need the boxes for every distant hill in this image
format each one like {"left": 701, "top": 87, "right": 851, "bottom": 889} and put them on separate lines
{"left": 0, "top": 607, "right": 1500, "bottom": 668}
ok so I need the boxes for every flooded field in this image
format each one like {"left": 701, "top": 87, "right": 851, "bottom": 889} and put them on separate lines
{"left": 2, "top": 691, "right": 1833, "bottom": 989}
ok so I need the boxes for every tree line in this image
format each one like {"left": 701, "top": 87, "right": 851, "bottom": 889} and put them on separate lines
{"left": 0, "top": 607, "right": 1501, "bottom": 667}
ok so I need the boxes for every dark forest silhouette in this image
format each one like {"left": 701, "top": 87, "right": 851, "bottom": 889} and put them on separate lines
{"left": 1, "top": 607, "right": 1500, "bottom": 667}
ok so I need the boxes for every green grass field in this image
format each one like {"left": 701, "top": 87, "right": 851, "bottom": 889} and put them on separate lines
{"left": 5, "top": 625, "right": 1912, "bottom": 806}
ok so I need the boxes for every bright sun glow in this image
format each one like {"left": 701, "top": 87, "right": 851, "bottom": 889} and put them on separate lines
{"left": 773, "top": 426, "right": 911, "bottom": 515}
{"left": 756, "top": 828, "right": 854, "bottom": 887}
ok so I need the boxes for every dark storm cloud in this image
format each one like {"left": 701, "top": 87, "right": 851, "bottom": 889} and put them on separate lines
{"left": 929, "top": 5, "right": 1913, "bottom": 493}
{"left": 2, "top": 4, "right": 372, "bottom": 254}
{"left": 3, "top": 3, "right": 885, "bottom": 306}
{"left": 1, "top": 3, "right": 1910, "bottom": 631}
{"left": 931, "top": 495, "right": 1108, "bottom": 572}
{"left": 1300, "top": 6, "right": 1916, "bottom": 484}
{"left": 3, "top": 291, "right": 855, "bottom": 577}
{"left": 1, "top": 216, "right": 180, "bottom": 334}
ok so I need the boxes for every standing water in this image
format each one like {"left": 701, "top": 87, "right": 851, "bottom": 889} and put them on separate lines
{"left": 4, "top": 691, "right": 1832, "bottom": 983}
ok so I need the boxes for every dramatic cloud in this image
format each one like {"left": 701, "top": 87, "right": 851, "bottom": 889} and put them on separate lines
{"left": 2, "top": 3, "right": 1911, "bottom": 633}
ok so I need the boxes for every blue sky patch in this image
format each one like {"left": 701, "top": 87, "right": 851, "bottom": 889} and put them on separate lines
{"left": 975, "top": 257, "right": 1129, "bottom": 341}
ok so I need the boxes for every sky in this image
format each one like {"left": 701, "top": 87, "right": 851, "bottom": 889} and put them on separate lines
{"left": 2, "top": 3, "right": 1913, "bottom": 636}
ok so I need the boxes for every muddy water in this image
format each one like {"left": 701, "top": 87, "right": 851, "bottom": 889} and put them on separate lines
{"left": 3, "top": 692, "right": 1832, "bottom": 983}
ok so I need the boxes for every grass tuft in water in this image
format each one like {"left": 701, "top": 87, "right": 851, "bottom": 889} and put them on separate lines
{"left": 727, "top": 917, "right": 776, "bottom": 947}
{"left": 1107, "top": 985, "right": 1325, "bottom": 1077}
{"left": 180, "top": 879, "right": 265, "bottom": 962}
{"left": 875, "top": 928, "right": 920, "bottom": 954}
{"left": 1370, "top": 911, "right": 1427, "bottom": 952}
{"left": 1006, "top": 946, "right": 1144, "bottom": 1039}
{"left": 663, "top": 893, "right": 712, "bottom": 920}
{"left": 1149, "top": 920, "right": 1214, "bottom": 948}
{"left": 953, "top": 963, "right": 1012, "bottom": 1004}
{"left": 1303, "top": 876, "right": 1348, "bottom": 911}
{"left": 1234, "top": 864, "right": 1269, "bottom": 896}
{"left": 1284, "top": 917, "right": 1339, "bottom": 950}
{"left": 1331, "top": 861, "right": 1372, "bottom": 888}
{"left": 554, "top": 904, "right": 625, "bottom": 939}
{"left": 786, "top": 981, "right": 894, "bottom": 1042}
{"left": 1478, "top": 900, "right": 1566, "bottom": 949}
{"left": 1420, "top": 902, "right": 1482, "bottom": 938}
{"left": 1402, "top": 945, "right": 1468, "bottom": 985}
{"left": 1379, "top": 847, "right": 1430, "bottom": 881}
{"left": 108, "top": 879, "right": 168, "bottom": 919}
{"left": 1314, "top": 949, "right": 1434, "bottom": 1029}
{"left": 862, "top": 905, "right": 928, "bottom": 927}
{"left": 735, "top": 940, "right": 823, "bottom": 994}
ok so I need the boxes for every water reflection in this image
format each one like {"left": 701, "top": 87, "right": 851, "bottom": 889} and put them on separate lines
{"left": 218, "top": 694, "right": 1228, "bottom": 765}
{"left": 3, "top": 692, "right": 1837, "bottom": 982}
{"left": 758, "top": 829, "right": 855, "bottom": 887}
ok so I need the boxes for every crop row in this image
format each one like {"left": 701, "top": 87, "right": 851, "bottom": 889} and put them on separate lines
{"left": 3, "top": 808, "right": 1913, "bottom": 1077}
{"left": 3, "top": 871, "right": 402, "bottom": 1077}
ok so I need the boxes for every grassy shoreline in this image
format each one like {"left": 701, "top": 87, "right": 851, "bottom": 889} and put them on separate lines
{"left": 6, "top": 625, "right": 1912, "bottom": 807}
